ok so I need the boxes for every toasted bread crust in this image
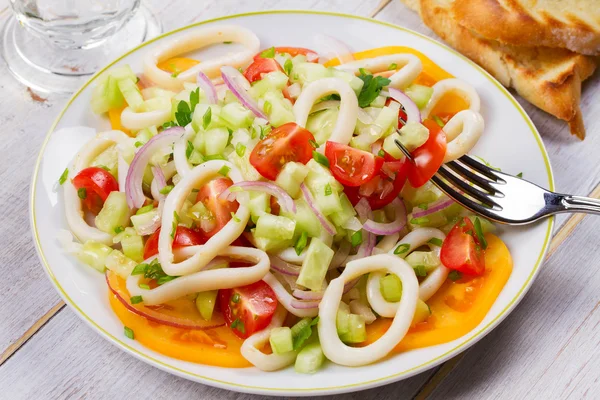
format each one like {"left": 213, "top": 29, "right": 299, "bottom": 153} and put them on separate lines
{"left": 401, "top": 0, "right": 596, "bottom": 138}
{"left": 452, "top": 0, "right": 600, "bottom": 55}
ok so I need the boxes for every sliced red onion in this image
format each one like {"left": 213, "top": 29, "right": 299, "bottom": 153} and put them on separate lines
{"left": 290, "top": 299, "right": 320, "bottom": 309}
{"left": 314, "top": 33, "right": 354, "bottom": 64}
{"left": 329, "top": 240, "right": 351, "bottom": 270}
{"left": 221, "top": 66, "right": 267, "bottom": 119}
{"left": 269, "top": 255, "right": 301, "bottom": 277}
{"left": 355, "top": 198, "right": 375, "bottom": 258}
{"left": 389, "top": 88, "right": 421, "bottom": 124}
{"left": 412, "top": 197, "right": 455, "bottom": 218}
{"left": 219, "top": 181, "right": 296, "bottom": 213}
{"left": 125, "top": 127, "right": 184, "bottom": 209}
{"left": 293, "top": 289, "right": 324, "bottom": 301}
{"left": 341, "top": 216, "right": 362, "bottom": 232}
{"left": 371, "top": 141, "right": 382, "bottom": 156}
{"left": 134, "top": 206, "right": 162, "bottom": 236}
{"left": 197, "top": 71, "right": 218, "bottom": 104}
{"left": 151, "top": 166, "right": 166, "bottom": 193}
{"left": 300, "top": 184, "right": 336, "bottom": 236}
{"left": 363, "top": 198, "right": 407, "bottom": 235}
{"left": 117, "top": 153, "right": 129, "bottom": 193}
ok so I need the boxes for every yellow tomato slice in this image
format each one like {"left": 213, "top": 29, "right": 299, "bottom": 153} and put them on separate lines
{"left": 157, "top": 57, "right": 200, "bottom": 75}
{"left": 108, "top": 275, "right": 250, "bottom": 368}
{"left": 364, "top": 233, "right": 513, "bottom": 352}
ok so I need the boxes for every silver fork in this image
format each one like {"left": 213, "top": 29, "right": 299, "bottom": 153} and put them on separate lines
{"left": 394, "top": 139, "right": 600, "bottom": 224}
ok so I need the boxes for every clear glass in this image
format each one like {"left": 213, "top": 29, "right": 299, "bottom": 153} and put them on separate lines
{"left": 1, "top": 0, "right": 162, "bottom": 93}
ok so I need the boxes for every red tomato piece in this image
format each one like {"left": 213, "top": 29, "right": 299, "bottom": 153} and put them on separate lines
{"left": 440, "top": 217, "right": 485, "bottom": 276}
{"left": 249, "top": 122, "right": 316, "bottom": 180}
{"left": 254, "top": 47, "right": 319, "bottom": 62}
{"left": 243, "top": 58, "right": 284, "bottom": 83}
{"left": 344, "top": 158, "right": 409, "bottom": 210}
{"left": 217, "top": 280, "right": 278, "bottom": 339}
{"left": 325, "top": 141, "right": 384, "bottom": 187}
{"left": 196, "top": 178, "right": 239, "bottom": 238}
{"left": 406, "top": 119, "right": 447, "bottom": 188}
{"left": 72, "top": 167, "right": 119, "bottom": 214}
{"left": 143, "top": 226, "right": 206, "bottom": 260}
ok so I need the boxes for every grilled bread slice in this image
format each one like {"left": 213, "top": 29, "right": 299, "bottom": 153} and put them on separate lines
{"left": 452, "top": 0, "right": 600, "bottom": 56}
{"left": 400, "top": 0, "right": 597, "bottom": 138}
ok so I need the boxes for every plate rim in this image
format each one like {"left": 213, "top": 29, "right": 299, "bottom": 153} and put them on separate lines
{"left": 29, "top": 10, "right": 555, "bottom": 396}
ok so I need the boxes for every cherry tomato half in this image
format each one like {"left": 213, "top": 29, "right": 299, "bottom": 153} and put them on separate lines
{"left": 249, "top": 122, "right": 316, "bottom": 181}
{"left": 143, "top": 226, "right": 206, "bottom": 260}
{"left": 406, "top": 119, "right": 447, "bottom": 188}
{"left": 243, "top": 58, "right": 284, "bottom": 83}
{"left": 325, "top": 141, "right": 384, "bottom": 187}
{"left": 344, "top": 157, "right": 409, "bottom": 210}
{"left": 196, "top": 178, "right": 239, "bottom": 238}
{"left": 218, "top": 280, "right": 278, "bottom": 339}
{"left": 440, "top": 217, "right": 485, "bottom": 276}
{"left": 72, "top": 167, "right": 119, "bottom": 214}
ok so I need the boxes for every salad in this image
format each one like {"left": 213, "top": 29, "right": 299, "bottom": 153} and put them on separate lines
{"left": 58, "top": 24, "right": 512, "bottom": 373}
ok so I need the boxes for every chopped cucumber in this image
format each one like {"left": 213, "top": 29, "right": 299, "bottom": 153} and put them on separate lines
{"left": 248, "top": 192, "right": 270, "bottom": 223}
{"left": 204, "top": 127, "right": 230, "bottom": 155}
{"left": 135, "top": 126, "right": 158, "bottom": 146}
{"left": 295, "top": 342, "right": 325, "bottom": 374}
{"left": 405, "top": 84, "right": 434, "bottom": 109}
{"left": 329, "top": 68, "right": 364, "bottom": 95}
{"left": 405, "top": 251, "right": 440, "bottom": 273}
{"left": 376, "top": 105, "right": 401, "bottom": 138}
{"left": 104, "top": 249, "right": 137, "bottom": 278}
{"left": 306, "top": 108, "right": 339, "bottom": 145}
{"left": 269, "top": 327, "right": 294, "bottom": 355}
{"left": 91, "top": 146, "right": 118, "bottom": 178}
{"left": 340, "top": 314, "right": 366, "bottom": 344}
{"left": 144, "top": 97, "right": 170, "bottom": 112}
{"left": 114, "top": 228, "right": 144, "bottom": 263}
{"left": 401, "top": 181, "right": 442, "bottom": 206}
{"left": 249, "top": 71, "right": 289, "bottom": 98}
{"left": 254, "top": 214, "right": 296, "bottom": 241}
{"left": 293, "top": 62, "right": 329, "bottom": 85}
{"left": 220, "top": 102, "right": 254, "bottom": 130}
{"left": 141, "top": 87, "right": 176, "bottom": 100}
{"left": 409, "top": 209, "right": 448, "bottom": 229}
{"left": 95, "top": 192, "right": 130, "bottom": 235}
{"left": 105, "top": 76, "right": 125, "bottom": 111}
{"left": 262, "top": 91, "right": 295, "bottom": 127}
{"left": 105, "top": 65, "right": 137, "bottom": 82}
{"left": 77, "top": 240, "right": 112, "bottom": 272}
{"left": 370, "top": 94, "right": 387, "bottom": 108}
{"left": 280, "top": 198, "right": 322, "bottom": 238}
{"left": 130, "top": 210, "right": 159, "bottom": 235}
{"left": 305, "top": 159, "right": 343, "bottom": 192}
{"left": 380, "top": 274, "right": 402, "bottom": 302}
{"left": 192, "top": 104, "right": 223, "bottom": 132}
{"left": 397, "top": 121, "right": 429, "bottom": 151}
{"left": 330, "top": 194, "right": 357, "bottom": 227}
{"left": 251, "top": 232, "right": 294, "bottom": 252}
{"left": 297, "top": 238, "right": 334, "bottom": 291}
{"left": 118, "top": 78, "right": 145, "bottom": 112}
{"left": 275, "top": 162, "right": 310, "bottom": 198}
{"left": 314, "top": 187, "right": 342, "bottom": 216}
{"left": 195, "top": 290, "right": 218, "bottom": 321}
{"left": 382, "top": 134, "right": 403, "bottom": 159}
{"left": 412, "top": 299, "right": 431, "bottom": 325}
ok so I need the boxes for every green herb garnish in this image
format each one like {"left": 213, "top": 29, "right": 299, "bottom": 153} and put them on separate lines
{"left": 58, "top": 168, "right": 69, "bottom": 185}
{"left": 202, "top": 107, "right": 212, "bottom": 130}
{"left": 294, "top": 231, "right": 308, "bottom": 256}
{"left": 388, "top": 63, "right": 398, "bottom": 70}
{"left": 77, "top": 188, "right": 87, "bottom": 200}
{"left": 351, "top": 231, "right": 363, "bottom": 247}
{"left": 124, "top": 326, "right": 135, "bottom": 339}
{"left": 413, "top": 265, "right": 427, "bottom": 277}
{"left": 230, "top": 212, "right": 241, "bottom": 223}
{"left": 324, "top": 183, "right": 332, "bottom": 196}
{"left": 284, "top": 58, "right": 293, "bottom": 75}
{"left": 410, "top": 217, "right": 430, "bottom": 225}
{"left": 159, "top": 185, "right": 174, "bottom": 195}
{"left": 130, "top": 295, "right": 143, "bottom": 305}
{"left": 394, "top": 243, "right": 410, "bottom": 255}
{"left": 428, "top": 238, "right": 443, "bottom": 247}
{"left": 231, "top": 318, "right": 246, "bottom": 334}
{"left": 432, "top": 115, "right": 445, "bottom": 127}
{"left": 313, "top": 151, "right": 330, "bottom": 168}
{"left": 263, "top": 101, "right": 272, "bottom": 115}
{"left": 136, "top": 204, "right": 154, "bottom": 215}
{"left": 131, "top": 263, "right": 148, "bottom": 276}
{"left": 218, "top": 165, "right": 231, "bottom": 176}
{"left": 473, "top": 217, "right": 488, "bottom": 249}
{"left": 114, "top": 226, "right": 125, "bottom": 234}
{"left": 186, "top": 140, "right": 194, "bottom": 159}
{"left": 448, "top": 271, "right": 462, "bottom": 281}
{"left": 260, "top": 47, "right": 276, "bottom": 58}
{"left": 235, "top": 143, "right": 246, "bottom": 157}
{"left": 357, "top": 72, "right": 391, "bottom": 108}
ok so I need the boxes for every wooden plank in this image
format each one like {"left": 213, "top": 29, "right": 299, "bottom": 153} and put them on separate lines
{"left": 425, "top": 213, "right": 600, "bottom": 399}
{"left": 376, "top": 0, "right": 600, "bottom": 231}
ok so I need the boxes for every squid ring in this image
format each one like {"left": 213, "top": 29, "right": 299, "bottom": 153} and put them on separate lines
{"left": 294, "top": 77, "right": 358, "bottom": 146}
{"left": 144, "top": 25, "right": 260, "bottom": 91}
{"left": 441, "top": 110, "right": 484, "bottom": 162}
{"left": 263, "top": 272, "right": 319, "bottom": 318}
{"left": 367, "top": 228, "right": 447, "bottom": 318}
{"left": 172, "top": 124, "right": 195, "bottom": 178}
{"left": 158, "top": 160, "right": 250, "bottom": 276}
{"left": 127, "top": 245, "right": 269, "bottom": 305}
{"left": 337, "top": 54, "right": 423, "bottom": 90}
{"left": 120, "top": 105, "right": 171, "bottom": 131}
{"left": 241, "top": 306, "right": 297, "bottom": 371}
{"left": 64, "top": 130, "right": 132, "bottom": 246}
{"left": 318, "top": 254, "right": 419, "bottom": 367}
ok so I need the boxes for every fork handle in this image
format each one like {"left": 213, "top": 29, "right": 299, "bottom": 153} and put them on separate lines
{"left": 558, "top": 195, "right": 600, "bottom": 215}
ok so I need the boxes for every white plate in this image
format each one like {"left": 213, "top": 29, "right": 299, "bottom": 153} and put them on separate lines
{"left": 30, "top": 11, "right": 554, "bottom": 397}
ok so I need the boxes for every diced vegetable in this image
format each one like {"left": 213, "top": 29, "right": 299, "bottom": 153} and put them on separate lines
{"left": 249, "top": 71, "right": 289, "bottom": 98}
{"left": 204, "top": 127, "right": 230, "bottom": 156}
{"left": 380, "top": 274, "right": 402, "bottom": 302}
{"left": 397, "top": 121, "right": 429, "bottom": 151}
{"left": 118, "top": 78, "right": 145, "bottom": 112}
{"left": 104, "top": 249, "right": 137, "bottom": 278}
{"left": 340, "top": 314, "right": 366, "bottom": 344}
{"left": 275, "top": 161, "right": 310, "bottom": 198}
{"left": 195, "top": 290, "right": 219, "bottom": 321}
{"left": 280, "top": 198, "right": 321, "bottom": 238}
{"left": 295, "top": 342, "right": 325, "bottom": 374}
{"left": 412, "top": 299, "right": 431, "bottom": 325}
{"left": 297, "top": 238, "right": 335, "bottom": 291}
{"left": 77, "top": 240, "right": 112, "bottom": 272}
{"left": 329, "top": 193, "right": 357, "bottom": 227}
{"left": 94, "top": 192, "right": 130, "bottom": 235}
{"left": 262, "top": 91, "right": 295, "bottom": 127}
{"left": 254, "top": 214, "right": 296, "bottom": 240}
{"left": 306, "top": 108, "right": 339, "bottom": 145}
{"left": 220, "top": 102, "right": 254, "bottom": 129}
{"left": 269, "top": 327, "right": 294, "bottom": 355}
{"left": 405, "top": 84, "right": 434, "bottom": 109}
{"left": 405, "top": 251, "right": 441, "bottom": 273}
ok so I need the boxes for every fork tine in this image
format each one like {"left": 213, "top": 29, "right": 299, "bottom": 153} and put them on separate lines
{"left": 431, "top": 175, "right": 501, "bottom": 220}
{"left": 436, "top": 166, "right": 501, "bottom": 208}
{"left": 458, "top": 155, "right": 506, "bottom": 182}
{"left": 445, "top": 160, "right": 500, "bottom": 194}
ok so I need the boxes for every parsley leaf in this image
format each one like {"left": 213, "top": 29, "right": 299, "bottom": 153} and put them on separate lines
{"left": 357, "top": 72, "right": 391, "bottom": 108}
{"left": 284, "top": 58, "right": 293, "bottom": 76}
{"left": 260, "top": 47, "right": 276, "bottom": 58}
{"left": 473, "top": 217, "right": 488, "bottom": 249}
{"left": 175, "top": 101, "right": 192, "bottom": 127}
{"left": 186, "top": 140, "right": 194, "bottom": 159}
{"left": 292, "top": 317, "right": 320, "bottom": 351}
{"left": 189, "top": 88, "right": 200, "bottom": 113}
{"left": 202, "top": 107, "right": 212, "bottom": 130}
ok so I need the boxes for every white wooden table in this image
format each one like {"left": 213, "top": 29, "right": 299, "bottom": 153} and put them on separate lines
{"left": 1, "top": 0, "right": 599, "bottom": 398}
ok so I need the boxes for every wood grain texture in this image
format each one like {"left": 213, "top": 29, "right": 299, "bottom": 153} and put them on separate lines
{"left": 1, "top": 0, "right": 599, "bottom": 398}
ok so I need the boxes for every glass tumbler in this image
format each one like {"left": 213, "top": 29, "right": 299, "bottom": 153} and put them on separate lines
{"left": 1, "top": 0, "right": 162, "bottom": 93}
